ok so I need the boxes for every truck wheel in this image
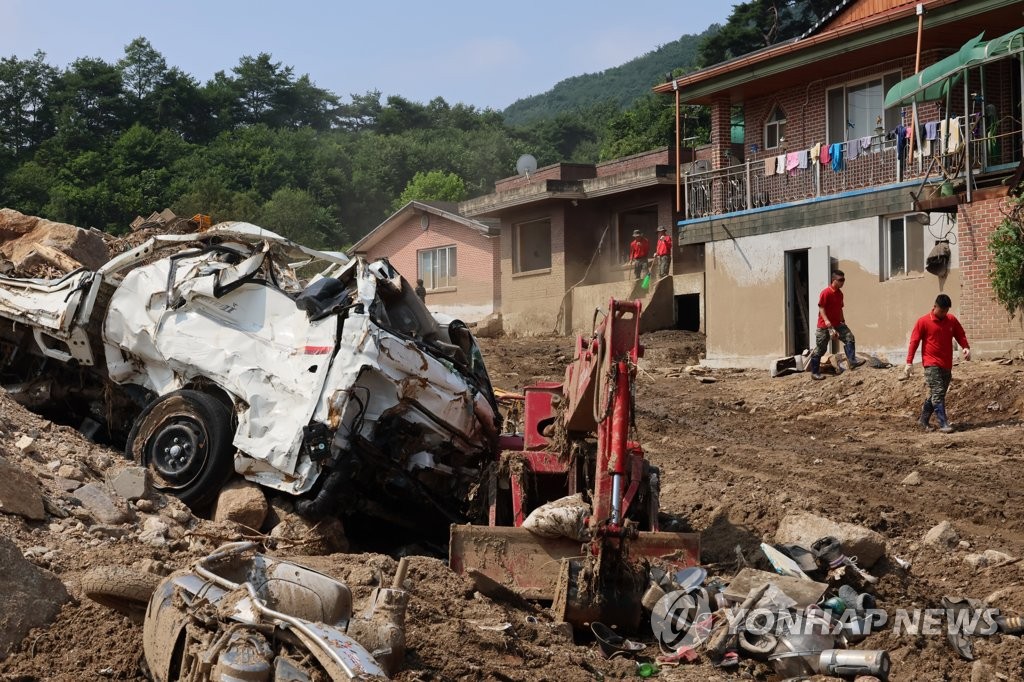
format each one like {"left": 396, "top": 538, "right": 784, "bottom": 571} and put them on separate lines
{"left": 81, "top": 566, "right": 160, "bottom": 624}
{"left": 126, "top": 390, "right": 234, "bottom": 510}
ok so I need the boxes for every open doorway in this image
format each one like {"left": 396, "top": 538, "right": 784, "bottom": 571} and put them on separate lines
{"left": 674, "top": 294, "right": 700, "bottom": 331}
{"left": 785, "top": 250, "right": 809, "bottom": 355}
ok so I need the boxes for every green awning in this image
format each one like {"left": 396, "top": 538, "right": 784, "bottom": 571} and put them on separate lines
{"left": 885, "top": 27, "right": 1024, "bottom": 108}
{"left": 883, "top": 33, "right": 983, "bottom": 108}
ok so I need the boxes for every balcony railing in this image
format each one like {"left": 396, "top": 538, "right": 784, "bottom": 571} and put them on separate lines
{"left": 680, "top": 117, "right": 1023, "bottom": 220}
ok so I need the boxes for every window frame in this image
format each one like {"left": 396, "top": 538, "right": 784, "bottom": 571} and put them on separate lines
{"left": 417, "top": 245, "right": 457, "bottom": 290}
{"left": 881, "top": 214, "right": 925, "bottom": 280}
{"left": 826, "top": 70, "right": 902, "bottom": 145}
{"left": 512, "top": 218, "right": 552, "bottom": 273}
{"left": 764, "top": 104, "right": 787, "bottom": 150}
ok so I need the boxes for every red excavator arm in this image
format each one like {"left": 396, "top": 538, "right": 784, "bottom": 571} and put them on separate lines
{"left": 450, "top": 299, "right": 700, "bottom": 631}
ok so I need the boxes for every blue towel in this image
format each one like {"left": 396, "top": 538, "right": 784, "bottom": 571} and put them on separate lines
{"left": 925, "top": 121, "right": 938, "bottom": 140}
{"left": 829, "top": 143, "right": 844, "bottom": 172}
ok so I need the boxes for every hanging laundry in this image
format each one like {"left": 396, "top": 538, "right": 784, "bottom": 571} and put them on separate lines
{"left": 894, "top": 124, "right": 908, "bottom": 162}
{"left": 848, "top": 140, "right": 860, "bottom": 161}
{"left": 811, "top": 142, "right": 821, "bottom": 165}
{"left": 820, "top": 144, "right": 831, "bottom": 166}
{"left": 786, "top": 152, "right": 800, "bottom": 174}
{"left": 947, "top": 117, "right": 962, "bottom": 153}
{"left": 925, "top": 121, "right": 938, "bottom": 140}
{"left": 764, "top": 157, "right": 775, "bottom": 176}
{"left": 859, "top": 136, "right": 873, "bottom": 155}
{"left": 829, "top": 143, "right": 844, "bottom": 171}
{"left": 776, "top": 154, "right": 786, "bottom": 174}
{"left": 797, "top": 149, "right": 809, "bottom": 169}
{"left": 939, "top": 119, "right": 948, "bottom": 155}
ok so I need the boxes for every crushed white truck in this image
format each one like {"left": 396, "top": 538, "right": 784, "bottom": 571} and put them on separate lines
{"left": 0, "top": 223, "right": 498, "bottom": 536}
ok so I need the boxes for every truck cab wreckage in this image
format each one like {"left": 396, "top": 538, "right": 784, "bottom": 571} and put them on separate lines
{"left": 0, "top": 220, "right": 698, "bottom": 634}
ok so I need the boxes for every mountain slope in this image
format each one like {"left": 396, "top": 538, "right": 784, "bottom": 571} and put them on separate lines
{"left": 502, "top": 25, "right": 719, "bottom": 126}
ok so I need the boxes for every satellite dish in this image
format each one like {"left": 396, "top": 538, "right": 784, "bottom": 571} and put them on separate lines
{"left": 516, "top": 154, "right": 538, "bottom": 176}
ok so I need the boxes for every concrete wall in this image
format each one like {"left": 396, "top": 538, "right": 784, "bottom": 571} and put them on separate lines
{"left": 366, "top": 212, "right": 499, "bottom": 322}
{"left": 499, "top": 204, "right": 568, "bottom": 335}
{"left": 704, "top": 216, "right": 962, "bottom": 368}
{"left": 567, "top": 272, "right": 705, "bottom": 335}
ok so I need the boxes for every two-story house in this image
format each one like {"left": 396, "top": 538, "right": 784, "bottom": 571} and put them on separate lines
{"left": 654, "top": 0, "right": 1024, "bottom": 366}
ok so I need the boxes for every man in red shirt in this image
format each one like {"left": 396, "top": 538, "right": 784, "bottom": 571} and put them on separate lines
{"left": 654, "top": 226, "right": 673, "bottom": 278}
{"left": 809, "top": 269, "right": 865, "bottom": 380}
{"left": 904, "top": 294, "right": 971, "bottom": 432}
{"left": 629, "top": 229, "right": 650, "bottom": 280}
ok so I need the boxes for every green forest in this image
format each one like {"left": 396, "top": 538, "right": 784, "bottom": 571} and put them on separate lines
{"left": 0, "top": 1, "right": 831, "bottom": 248}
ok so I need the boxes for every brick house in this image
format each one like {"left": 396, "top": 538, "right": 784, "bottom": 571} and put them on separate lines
{"left": 349, "top": 201, "right": 500, "bottom": 322}
{"left": 459, "top": 148, "right": 705, "bottom": 335}
{"left": 652, "top": 0, "right": 1024, "bottom": 367}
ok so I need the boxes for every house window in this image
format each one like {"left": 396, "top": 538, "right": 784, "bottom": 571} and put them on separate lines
{"left": 417, "top": 245, "right": 457, "bottom": 289}
{"left": 882, "top": 215, "right": 925, "bottom": 279}
{"left": 827, "top": 72, "right": 901, "bottom": 144}
{"left": 513, "top": 218, "right": 551, "bottom": 272}
{"left": 764, "top": 105, "right": 786, "bottom": 149}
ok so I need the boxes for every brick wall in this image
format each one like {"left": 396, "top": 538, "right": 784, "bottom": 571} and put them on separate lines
{"left": 957, "top": 191, "right": 1024, "bottom": 350}
{"left": 367, "top": 212, "right": 499, "bottom": 319}
{"left": 494, "top": 163, "right": 597, "bottom": 192}
{"left": 595, "top": 148, "right": 672, "bottom": 177}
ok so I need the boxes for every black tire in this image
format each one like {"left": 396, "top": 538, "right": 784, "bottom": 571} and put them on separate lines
{"left": 126, "top": 389, "right": 234, "bottom": 510}
{"left": 81, "top": 566, "right": 160, "bottom": 624}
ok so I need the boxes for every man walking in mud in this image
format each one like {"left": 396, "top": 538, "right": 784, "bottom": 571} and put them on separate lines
{"left": 903, "top": 293, "right": 971, "bottom": 433}
{"left": 654, "top": 226, "right": 672, "bottom": 278}
{"left": 809, "top": 269, "right": 865, "bottom": 380}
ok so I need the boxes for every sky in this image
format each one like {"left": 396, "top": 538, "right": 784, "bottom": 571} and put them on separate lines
{"left": 2, "top": 1, "right": 732, "bottom": 111}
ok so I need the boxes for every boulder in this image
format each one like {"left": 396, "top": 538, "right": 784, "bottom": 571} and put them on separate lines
{"left": 900, "top": 471, "right": 922, "bottom": 486}
{"left": 0, "top": 208, "right": 110, "bottom": 274}
{"left": 923, "top": 520, "right": 959, "bottom": 549}
{"left": 71, "top": 482, "right": 130, "bottom": 525}
{"left": 0, "top": 457, "right": 46, "bottom": 521}
{"left": 270, "top": 513, "right": 349, "bottom": 555}
{"left": 213, "top": 478, "right": 268, "bottom": 530}
{"left": 0, "top": 537, "right": 70, "bottom": 660}
{"left": 109, "top": 466, "right": 149, "bottom": 501}
{"left": 775, "top": 512, "right": 887, "bottom": 568}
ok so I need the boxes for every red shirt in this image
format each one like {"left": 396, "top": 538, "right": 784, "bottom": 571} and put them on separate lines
{"left": 906, "top": 312, "right": 969, "bottom": 369}
{"left": 655, "top": 234, "right": 672, "bottom": 256}
{"left": 630, "top": 237, "right": 649, "bottom": 260}
{"left": 816, "top": 285, "right": 844, "bottom": 329}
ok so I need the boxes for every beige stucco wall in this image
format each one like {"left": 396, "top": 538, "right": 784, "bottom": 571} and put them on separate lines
{"left": 567, "top": 272, "right": 705, "bottom": 334}
{"left": 704, "top": 216, "right": 961, "bottom": 368}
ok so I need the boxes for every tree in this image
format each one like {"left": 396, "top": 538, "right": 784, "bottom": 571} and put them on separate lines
{"left": 117, "top": 37, "right": 168, "bottom": 124}
{"left": 600, "top": 93, "right": 675, "bottom": 160}
{"left": 394, "top": 171, "right": 467, "bottom": 210}
{"left": 0, "top": 51, "right": 58, "bottom": 153}
{"left": 990, "top": 194, "right": 1024, "bottom": 318}
{"left": 697, "top": 0, "right": 835, "bottom": 67}
{"left": 258, "top": 187, "right": 345, "bottom": 247}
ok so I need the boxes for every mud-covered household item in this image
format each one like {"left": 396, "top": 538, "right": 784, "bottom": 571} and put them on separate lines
{"left": 996, "top": 614, "right": 1024, "bottom": 635}
{"left": 761, "top": 542, "right": 811, "bottom": 579}
{"left": 139, "top": 541, "right": 408, "bottom": 681}
{"left": 926, "top": 240, "right": 951, "bottom": 277}
{"left": 591, "top": 622, "right": 644, "bottom": 658}
{"left": 811, "top": 536, "right": 879, "bottom": 584}
{"left": 941, "top": 595, "right": 986, "bottom": 660}
{"left": 818, "top": 649, "right": 891, "bottom": 678}
{"left": 723, "top": 568, "right": 827, "bottom": 609}
{"left": 672, "top": 566, "right": 707, "bottom": 593}
{"left": 767, "top": 612, "right": 835, "bottom": 677}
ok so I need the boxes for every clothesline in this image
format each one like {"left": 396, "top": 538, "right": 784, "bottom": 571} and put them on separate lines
{"left": 756, "top": 116, "right": 965, "bottom": 176}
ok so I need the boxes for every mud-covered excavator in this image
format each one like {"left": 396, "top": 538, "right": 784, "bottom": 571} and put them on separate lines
{"left": 450, "top": 299, "right": 700, "bottom": 631}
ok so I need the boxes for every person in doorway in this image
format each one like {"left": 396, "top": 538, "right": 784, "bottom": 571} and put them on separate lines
{"left": 808, "top": 269, "right": 865, "bottom": 380}
{"left": 629, "top": 229, "right": 650, "bottom": 280}
{"left": 903, "top": 293, "right": 971, "bottom": 433}
{"left": 655, "top": 226, "right": 673, "bottom": 278}
{"left": 414, "top": 278, "right": 427, "bottom": 302}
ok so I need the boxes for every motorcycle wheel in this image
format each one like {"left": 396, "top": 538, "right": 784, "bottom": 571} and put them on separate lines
{"left": 81, "top": 566, "right": 160, "bottom": 624}
{"left": 126, "top": 389, "right": 234, "bottom": 510}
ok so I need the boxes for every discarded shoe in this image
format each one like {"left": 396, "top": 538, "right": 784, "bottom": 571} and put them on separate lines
{"left": 717, "top": 650, "right": 739, "bottom": 668}
{"left": 942, "top": 595, "right": 983, "bottom": 660}
{"left": 811, "top": 373, "right": 825, "bottom": 380}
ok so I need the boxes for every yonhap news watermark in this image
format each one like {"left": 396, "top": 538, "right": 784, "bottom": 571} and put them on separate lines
{"left": 651, "top": 589, "right": 1001, "bottom": 649}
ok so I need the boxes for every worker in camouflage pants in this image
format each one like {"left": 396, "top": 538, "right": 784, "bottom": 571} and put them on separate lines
{"left": 904, "top": 294, "right": 971, "bottom": 433}
{"left": 808, "top": 269, "right": 864, "bottom": 379}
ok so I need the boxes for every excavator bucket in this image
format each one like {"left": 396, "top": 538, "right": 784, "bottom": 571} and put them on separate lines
{"left": 449, "top": 524, "right": 700, "bottom": 629}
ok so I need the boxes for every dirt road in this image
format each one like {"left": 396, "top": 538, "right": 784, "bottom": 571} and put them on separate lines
{"left": 2, "top": 329, "right": 1023, "bottom": 681}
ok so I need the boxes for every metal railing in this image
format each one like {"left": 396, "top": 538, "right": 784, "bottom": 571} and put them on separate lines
{"left": 680, "top": 118, "right": 1023, "bottom": 220}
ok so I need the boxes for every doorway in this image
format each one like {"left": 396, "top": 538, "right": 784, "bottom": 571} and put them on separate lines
{"left": 785, "top": 250, "right": 809, "bottom": 355}
{"left": 674, "top": 294, "right": 700, "bottom": 331}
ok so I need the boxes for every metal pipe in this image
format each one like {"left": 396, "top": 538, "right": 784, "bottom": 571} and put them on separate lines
{"left": 675, "top": 86, "right": 681, "bottom": 214}
{"left": 965, "top": 71, "right": 972, "bottom": 202}
{"left": 607, "top": 359, "right": 630, "bottom": 524}
{"left": 611, "top": 475, "right": 623, "bottom": 525}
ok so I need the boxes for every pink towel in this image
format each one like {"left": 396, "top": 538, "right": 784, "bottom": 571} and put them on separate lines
{"left": 786, "top": 152, "right": 800, "bottom": 174}
{"left": 819, "top": 144, "right": 831, "bottom": 165}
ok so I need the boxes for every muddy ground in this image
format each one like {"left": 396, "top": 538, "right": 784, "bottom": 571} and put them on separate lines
{"left": 1, "top": 329, "right": 1023, "bottom": 681}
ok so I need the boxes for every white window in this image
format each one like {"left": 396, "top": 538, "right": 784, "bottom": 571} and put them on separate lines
{"left": 827, "top": 72, "right": 901, "bottom": 144}
{"left": 417, "top": 245, "right": 457, "bottom": 289}
{"left": 765, "top": 105, "right": 786, "bottom": 149}
{"left": 882, "top": 215, "right": 925, "bottom": 279}
{"left": 513, "top": 219, "right": 551, "bottom": 273}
